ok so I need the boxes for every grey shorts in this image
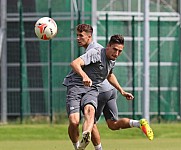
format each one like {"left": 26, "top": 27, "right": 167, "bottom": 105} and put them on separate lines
{"left": 66, "top": 85, "right": 99, "bottom": 116}
{"left": 96, "top": 88, "right": 118, "bottom": 121}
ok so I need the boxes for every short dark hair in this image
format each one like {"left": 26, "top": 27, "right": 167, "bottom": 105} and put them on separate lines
{"left": 76, "top": 24, "right": 93, "bottom": 35}
{"left": 109, "top": 34, "right": 124, "bottom": 45}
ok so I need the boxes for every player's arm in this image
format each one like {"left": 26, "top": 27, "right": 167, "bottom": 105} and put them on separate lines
{"left": 107, "top": 73, "right": 134, "bottom": 100}
{"left": 70, "top": 57, "right": 92, "bottom": 86}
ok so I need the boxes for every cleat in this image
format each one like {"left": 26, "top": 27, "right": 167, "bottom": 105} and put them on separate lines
{"left": 140, "top": 119, "right": 154, "bottom": 140}
{"left": 78, "top": 131, "right": 91, "bottom": 150}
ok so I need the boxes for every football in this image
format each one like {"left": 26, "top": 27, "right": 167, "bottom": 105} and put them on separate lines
{"left": 34, "top": 17, "right": 57, "bottom": 40}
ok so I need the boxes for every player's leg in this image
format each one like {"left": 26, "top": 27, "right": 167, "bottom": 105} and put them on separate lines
{"left": 68, "top": 113, "right": 80, "bottom": 149}
{"left": 89, "top": 89, "right": 109, "bottom": 150}
{"left": 102, "top": 88, "right": 154, "bottom": 140}
{"left": 102, "top": 88, "right": 126, "bottom": 130}
{"left": 96, "top": 90, "right": 109, "bottom": 122}
{"left": 106, "top": 116, "right": 154, "bottom": 140}
{"left": 91, "top": 124, "right": 102, "bottom": 150}
{"left": 100, "top": 89, "right": 139, "bottom": 130}
{"left": 78, "top": 88, "right": 99, "bottom": 150}
{"left": 82, "top": 104, "right": 95, "bottom": 132}
{"left": 107, "top": 118, "right": 131, "bottom": 129}
{"left": 78, "top": 104, "right": 95, "bottom": 150}
{"left": 66, "top": 85, "right": 82, "bottom": 150}
{"left": 102, "top": 89, "right": 137, "bottom": 129}
{"left": 103, "top": 90, "right": 131, "bottom": 129}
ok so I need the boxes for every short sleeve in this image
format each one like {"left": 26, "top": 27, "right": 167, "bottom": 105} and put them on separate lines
{"left": 80, "top": 48, "right": 101, "bottom": 65}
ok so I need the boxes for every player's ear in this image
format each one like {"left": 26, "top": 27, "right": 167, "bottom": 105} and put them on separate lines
{"left": 88, "top": 34, "right": 92, "bottom": 38}
{"left": 107, "top": 43, "right": 111, "bottom": 47}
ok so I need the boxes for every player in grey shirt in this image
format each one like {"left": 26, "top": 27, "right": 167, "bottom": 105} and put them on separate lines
{"left": 63, "top": 33, "right": 135, "bottom": 150}
{"left": 80, "top": 26, "right": 154, "bottom": 144}
{"left": 85, "top": 41, "right": 118, "bottom": 145}
{"left": 63, "top": 24, "right": 154, "bottom": 150}
{"left": 84, "top": 41, "right": 118, "bottom": 150}
{"left": 63, "top": 24, "right": 116, "bottom": 150}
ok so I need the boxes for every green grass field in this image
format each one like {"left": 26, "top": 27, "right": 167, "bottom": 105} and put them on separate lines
{"left": 0, "top": 123, "right": 181, "bottom": 150}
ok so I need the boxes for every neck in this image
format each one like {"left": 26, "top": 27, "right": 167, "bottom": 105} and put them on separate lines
{"left": 84, "top": 44, "right": 89, "bottom": 49}
{"left": 84, "top": 40, "right": 92, "bottom": 49}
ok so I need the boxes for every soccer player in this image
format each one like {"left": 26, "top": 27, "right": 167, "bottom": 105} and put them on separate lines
{"left": 76, "top": 24, "right": 106, "bottom": 150}
{"left": 63, "top": 33, "right": 135, "bottom": 150}
{"left": 63, "top": 24, "right": 105, "bottom": 150}
{"left": 76, "top": 24, "right": 154, "bottom": 149}
{"left": 63, "top": 24, "right": 154, "bottom": 150}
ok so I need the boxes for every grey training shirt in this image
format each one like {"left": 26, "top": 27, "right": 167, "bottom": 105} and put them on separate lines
{"left": 85, "top": 42, "right": 114, "bottom": 93}
{"left": 63, "top": 47, "right": 115, "bottom": 87}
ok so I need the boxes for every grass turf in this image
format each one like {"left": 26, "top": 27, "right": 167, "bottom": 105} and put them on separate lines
{"left": 0, "top": 123, "right": 181, "bottom": 150}
{"left": 0, "top": 139, "right": 181, "bottom": 150}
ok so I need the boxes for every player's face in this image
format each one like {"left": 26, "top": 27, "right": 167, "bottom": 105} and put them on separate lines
{"left": 106, "top": 43, "right": 124, "bottom": 60}
{"left": 76, "top": 31, "right": 92, "bottom": 48}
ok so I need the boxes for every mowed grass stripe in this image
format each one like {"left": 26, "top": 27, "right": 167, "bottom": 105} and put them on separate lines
{"left": 0, "top": 139, "right": 181, "bottom": 150}
{"left": 0, "top": 123, "right": 181, "bottom": 141}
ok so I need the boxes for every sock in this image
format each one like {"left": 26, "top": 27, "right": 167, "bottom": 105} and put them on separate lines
{"left": 129, "top": 119, "right": 140, "bottom": 128}
{"left": 73, "top": 141, "right": 80, "bottom": 150}
{"left": 94, "top": 143, "right": 102, "bottom": 150}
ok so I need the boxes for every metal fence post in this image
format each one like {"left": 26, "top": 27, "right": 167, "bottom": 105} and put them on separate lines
{"left": 132, "top": 16, "right": 135, "bottom": 119}
{"left": 0, "top": 0, "right": 7, "bottom": 124}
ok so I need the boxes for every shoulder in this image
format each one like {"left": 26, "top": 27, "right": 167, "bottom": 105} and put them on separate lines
{"left": 94, "top": 42, "right": 104, "bottom": 48}
{"left": 87, "top": 42, "right": 103, "bottom": 50}
{"left": 86, "top": 47, "right": 102, "bottom": 55}
{"left": 80, "top": 47, "right": 102, "bottom": 64}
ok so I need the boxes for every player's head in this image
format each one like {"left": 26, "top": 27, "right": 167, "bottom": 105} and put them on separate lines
{"left": 106, "top": 34, "right": 124, "bottom": 60}
{"left": 76, "top": 24, "right": 93, "bottom": 48}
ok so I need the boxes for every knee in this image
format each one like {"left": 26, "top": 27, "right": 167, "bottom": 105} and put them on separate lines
{"left": 69, "top": 114, "right": 80, "bottom": 128}
{"left": 69, "top": 120, "right": 79, "bottom": 128}
{"left": 84, "top": 104, "right": 95, "bottom": 115}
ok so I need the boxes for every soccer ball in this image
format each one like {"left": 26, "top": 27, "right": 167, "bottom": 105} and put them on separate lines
{"left": 34, "top": 17, "right": 57, "bottom": 40}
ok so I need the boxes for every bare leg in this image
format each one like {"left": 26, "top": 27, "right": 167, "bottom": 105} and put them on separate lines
{"left": 91, "top": 124, "right": 101, "bottom": 146}
{"left": 106, "top": 118, "right": 131, "bottom": 130}
{"left": 68, "top": 113, "right": 80, "bottom": 149}
{"left": 82, "top": 104, "right": 95, "bottom": 132}
{"left": 78, "top": 104, "right": 95, "bottom": 149}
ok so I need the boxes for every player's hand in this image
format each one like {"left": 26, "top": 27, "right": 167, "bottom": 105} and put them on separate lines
{"left": 122, "top": 92, "right": 134, "bottom": 100}
{"left": 82, "top": 76, "right": 92, "bottom": 87}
